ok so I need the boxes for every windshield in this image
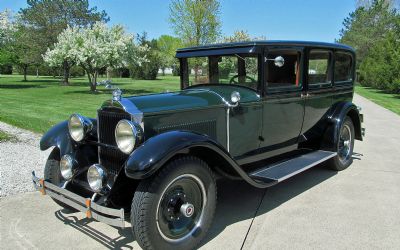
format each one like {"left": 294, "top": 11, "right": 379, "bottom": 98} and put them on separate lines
{"left": 181, "top": 54, "right": 260, "bottom": 90}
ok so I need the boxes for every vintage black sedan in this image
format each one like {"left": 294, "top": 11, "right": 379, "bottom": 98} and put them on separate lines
{"left": 33, "top": 41, "right": 364, "bottom": 250}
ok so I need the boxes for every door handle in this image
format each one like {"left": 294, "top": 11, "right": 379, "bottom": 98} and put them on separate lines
{"left": 301, "top": 93, "right": 310, "bottom": 99}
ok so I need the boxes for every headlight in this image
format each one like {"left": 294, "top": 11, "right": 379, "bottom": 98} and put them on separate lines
{"left": 87, "top": 164, "right": 107, "bottom": 192}
{"left": 115, "top": 119, "right": 143, "bottom": 154}
{"left": 60, "top": 155, "right": 75, "bottom": 180}
{"left": 68, "top": 114, "right": 92, "bottom": 142}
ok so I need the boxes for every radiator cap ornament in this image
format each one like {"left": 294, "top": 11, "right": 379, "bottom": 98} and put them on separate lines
{"left": 112, "top": 88, "right": 122, "bottom": 101}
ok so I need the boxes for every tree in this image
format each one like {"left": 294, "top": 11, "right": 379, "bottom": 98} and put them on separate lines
{"left": 222, "top": 30, "right": 266, "bottom": 43}
{"left": 44, "top": 22, "right": 146, "bottom": 92}
{"left": 0, "top": 9, "right": 15, "bottom": 71}
{"left": 169, "top": 0, "right": 221, "bottom": 47}
{"left": 338, "top": 0, "right": 398, "bottom": 65}
{"left": 18, "top": 0, "right": 109, "bottom": 84}
{"left": 169, "top": 0, "right": 221, "bottom": 80}
{"left": 128, "top": 32, "right": 159, "bottom": 80}
{"left": 157, "top": 35, "right": 182, "bottom": 75}
{"left": 338, "top": 0, "right": 400, "bottom": 93}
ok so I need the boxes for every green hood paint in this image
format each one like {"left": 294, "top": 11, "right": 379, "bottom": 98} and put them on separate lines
{"left": 124, "top": 85, "right": 260, "bottom": 114}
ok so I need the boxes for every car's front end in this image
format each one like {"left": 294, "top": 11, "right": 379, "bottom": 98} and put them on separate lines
{"left": 32, "top": 86, "right": 240, "bottom": 228}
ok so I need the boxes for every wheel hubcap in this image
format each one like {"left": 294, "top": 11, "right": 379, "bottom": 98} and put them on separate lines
{"left": 156, "top": 174, "right": 206, "bottom": 242}
{"left": 180, "top": 203, "right": 195, "bottom": 218}
{"left": 338, "top": 124, "right": 352, "bottom": 163}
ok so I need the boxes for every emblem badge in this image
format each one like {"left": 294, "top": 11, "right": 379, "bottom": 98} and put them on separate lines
{"left": 112, "top": 88, "right": 122, "bottom": 101}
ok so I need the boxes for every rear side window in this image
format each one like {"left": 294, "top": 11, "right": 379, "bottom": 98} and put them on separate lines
{"left": 334, "top": 52, "right": 353, "bottom": 83}
{"left": 308, "top": 50, "right": 332, "bottom": 85}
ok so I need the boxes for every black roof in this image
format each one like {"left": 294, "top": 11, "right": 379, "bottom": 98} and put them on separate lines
{"left": 176, "top": 40, "right": 354, "bottom": 57}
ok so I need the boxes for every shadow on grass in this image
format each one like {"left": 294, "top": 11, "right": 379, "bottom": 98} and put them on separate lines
{"left": 0, "top": 84, "right": 46, "bottom": 89}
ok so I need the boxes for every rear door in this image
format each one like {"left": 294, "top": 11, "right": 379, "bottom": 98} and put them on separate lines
{"left": 302, "top": 49, "right": 334, "bottom": 137}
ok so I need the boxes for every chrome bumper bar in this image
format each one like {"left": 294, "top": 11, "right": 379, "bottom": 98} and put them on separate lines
{"left": 32, "top": 171, "right": 125, "bottom": 228}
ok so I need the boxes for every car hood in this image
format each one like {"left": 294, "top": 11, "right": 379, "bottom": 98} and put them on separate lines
{"left": 102, "top": 85, "right": 260, "bottom": 115}
{"left": 124, "top": 89, "right": 224, "bottom": 114}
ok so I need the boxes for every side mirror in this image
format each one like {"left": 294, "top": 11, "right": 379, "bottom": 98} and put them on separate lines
{"left": 273, "top": 56, "right": 285, "bottom": 67}
{"left": 265, "top": 56, "right": 285, "bottom": 67}
{"left": 230, "top": 91, "right": 241, "bottom": 105}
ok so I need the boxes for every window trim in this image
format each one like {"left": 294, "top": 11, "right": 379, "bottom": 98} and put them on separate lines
{"left": 333, "top": 51, "right": 354, "bottom": 86}
{"left": 306, "top": 49, "right": 333, "bottom": 89}
{"left": 264, "top": 47, "right": 304, "bottom": 94}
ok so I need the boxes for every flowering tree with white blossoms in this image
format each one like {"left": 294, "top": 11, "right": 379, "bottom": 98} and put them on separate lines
{"left": 44, "top": 22, "right": 147, "bottom": 91}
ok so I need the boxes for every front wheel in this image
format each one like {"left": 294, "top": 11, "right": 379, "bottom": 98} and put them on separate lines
{"left": 131, "top": 156, "right": 217, "bottom": 250}
{"left": 327, "top": 116, "right": 355, "bottom": 171}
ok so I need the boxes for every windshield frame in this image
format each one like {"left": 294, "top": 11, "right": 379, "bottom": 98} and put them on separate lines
{"left": 179, "top": 53, "right": 262, "bottom": 92}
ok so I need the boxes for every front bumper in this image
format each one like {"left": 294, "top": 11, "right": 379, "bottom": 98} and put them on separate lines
{"left": 32, "top": 171, "right": 125, "bottom": 228}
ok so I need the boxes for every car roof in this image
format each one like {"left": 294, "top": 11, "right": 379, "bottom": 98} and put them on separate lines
{"left": 176, "top": 40, "right": 355, "bottom": 56}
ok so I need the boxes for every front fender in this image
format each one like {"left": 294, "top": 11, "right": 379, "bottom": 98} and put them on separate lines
{"left": 125, "top": 131, "right": 233, "bottom": 179}
{"left": 40, "top": 121, "right": 74, "bottom": 156}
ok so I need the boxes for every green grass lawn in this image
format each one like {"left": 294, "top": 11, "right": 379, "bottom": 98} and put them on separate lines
{"left": 355, "top": 85, "right": 400, "bottom": 115}
{"left": 0, "top": 74, "right": 180, "bottom": 133}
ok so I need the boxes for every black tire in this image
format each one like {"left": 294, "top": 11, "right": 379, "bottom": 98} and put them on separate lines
{"left": 44, "top": 148, "right": 76, "bottom": 211}
{"left": 131, "top": 156, "right": 217, "bottom": 250}
{"left": 327, "top": 116, "right": 355, "bottom": 171}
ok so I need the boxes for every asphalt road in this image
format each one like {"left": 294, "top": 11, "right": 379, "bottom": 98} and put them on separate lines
{"left": 1, "top": 94, "right": 399, "bottom": 249}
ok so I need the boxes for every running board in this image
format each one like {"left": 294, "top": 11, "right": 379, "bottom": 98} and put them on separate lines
{"left": 249, "top": 150, "right": 337, "bottom": 184}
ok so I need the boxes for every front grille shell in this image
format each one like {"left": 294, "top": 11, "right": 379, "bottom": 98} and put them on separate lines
{"left": 97, "top": 109, "right": 131, "bottom": 176}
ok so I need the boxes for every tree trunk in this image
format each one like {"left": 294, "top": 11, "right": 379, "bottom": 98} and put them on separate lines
{"left": 90, "top": 71, "right": 98, "bottom": 92}
{"left": 162, "top": 68, "right": 165, "bottom": 76}
{"left": 62, "top": 61, "right": 70, "bottom": 85}
{"left": 36, "top": 67, "right": 39, "bottom": 78}
{"left": 23, "top": 65, "right": 28, "bottom": 81}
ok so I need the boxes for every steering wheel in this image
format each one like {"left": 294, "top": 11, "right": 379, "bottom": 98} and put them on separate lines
{"left": 229, "top": 75, "right": 257, "bottom": 84}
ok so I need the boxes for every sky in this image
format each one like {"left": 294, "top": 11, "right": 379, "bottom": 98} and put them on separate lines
{"left": 0, "top": 0, "right": 356, "bottom": 42}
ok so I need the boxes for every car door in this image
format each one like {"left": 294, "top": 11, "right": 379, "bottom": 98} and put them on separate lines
{"left": 301, "top": 49, "right": 334, "bottom": 138}
{"left": 257, "top": 48, "right": 305, "bottom": 160}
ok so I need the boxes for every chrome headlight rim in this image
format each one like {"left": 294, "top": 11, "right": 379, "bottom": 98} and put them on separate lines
{"left": 60, "top": 154, "right": 75, "bottom": 180}
{"left": 87, "top": 164, "right": 107, "bottom": 192}
{"left": 115, "top": 119, "right": 143, "bottom": 154}
{"left": 68, "top": 113, "right": 92, "bottom": 142}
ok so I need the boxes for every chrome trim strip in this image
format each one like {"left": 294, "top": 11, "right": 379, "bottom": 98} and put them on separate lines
{"left": 102, "top": 97, "right": 144, "bottom": 131}
{"left": 32, "top": 172, "right": 125, "bottom": 228}
{"left": 226, "top": 108, "right": 230, "bottom": 152}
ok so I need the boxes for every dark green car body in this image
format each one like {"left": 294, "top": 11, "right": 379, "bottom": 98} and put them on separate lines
{"left": 39, "top": 40, "right": 364, "bottom": 209}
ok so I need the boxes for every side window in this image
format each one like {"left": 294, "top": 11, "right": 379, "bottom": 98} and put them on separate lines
{"left": 308, "top": 50, "right": 332, "bottom": 85}
{"left": 266, "top": 50, "right": 302, "bottom": 89}
{"left": 334, "top": 52, "right": 353, "bottom": 83}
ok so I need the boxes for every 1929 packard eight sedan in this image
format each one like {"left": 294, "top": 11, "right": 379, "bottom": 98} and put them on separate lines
{"left": 33, "top": 41, "right": 364, "bottom": 250}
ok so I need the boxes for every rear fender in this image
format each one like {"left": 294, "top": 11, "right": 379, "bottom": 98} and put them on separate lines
{"left": 322, "top": 102, "right": 362, "bottom": 151}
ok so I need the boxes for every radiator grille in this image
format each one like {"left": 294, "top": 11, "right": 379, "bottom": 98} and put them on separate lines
{"left": 97, "top": 109, "right": 131, "bottom": 175}
{"left": 156, "top": 120, "right": 217, "bottom": 139}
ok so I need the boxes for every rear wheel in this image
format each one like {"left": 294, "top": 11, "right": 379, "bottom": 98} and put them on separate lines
{"left": 131, "top": 156, "right": 217, "bottom": 250}
{"left": 327, "top": 117, "right": 355, "bottom": 171}
{"left": 44, "top": 148, "right": 76, "bottom": 211}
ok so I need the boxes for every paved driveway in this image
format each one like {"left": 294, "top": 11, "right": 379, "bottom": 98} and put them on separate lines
{"left": 1, "top": 94, "right": 399, "bottom": 249}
